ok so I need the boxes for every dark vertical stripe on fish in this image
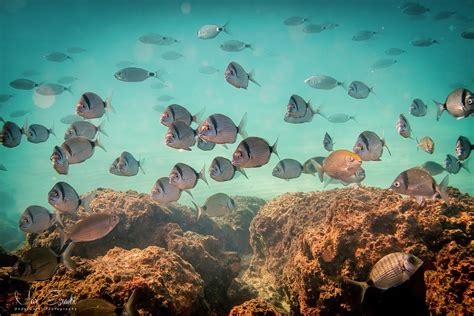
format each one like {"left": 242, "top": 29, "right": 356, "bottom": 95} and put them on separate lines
{"left": 82, "top": 94, "right": 91, "bottom": 110}
{"left": 169, "top": 106, "right": 176, "bottom": 120}
{"left": 62, "top": 143, "right": 73, "bottom": 157}
{"left": 241, "top": 140, "right": 252, "bottom": 157}
{"left": 230, "top": 63, "right": 239, "bottom": 76}
{"left": 209, "top": 115, "right": 219, "bottom": 132}
{"left": 461, "top": 89, "right": 467, "bottom": 107}
{"left": 214, "top": 158, "right": 222, "bottom": 173}
{"left": 401, "top": 171, "right": 409, "bottom": 191}
{"left": 26, "top": 208, "right": 34, "bottom": 224}
{"left": 174, "top": 165, "right": 184, "bottom": 178}
{"left": 360, "top": 133, "right": 370, "bottom": 151}
{"left": 158, "top": 180, "right": 165, "bottom": 192}
{"left": 290, "top": 96, "right": 299, "bottom": 111}
{"left": 172, "top": 124, "right": 181, "bottom": 139}
{"left": 57, "top": 183, "right": 66, "bottom": 201}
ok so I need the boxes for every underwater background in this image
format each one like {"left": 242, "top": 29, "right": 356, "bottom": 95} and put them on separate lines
{"left": 0, "top": 0, "right": 473, "bottom": 249}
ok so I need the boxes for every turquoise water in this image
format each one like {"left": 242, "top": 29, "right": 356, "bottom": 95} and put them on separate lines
{"left": 0, "top": 0, "right": 473, "bottom": 248}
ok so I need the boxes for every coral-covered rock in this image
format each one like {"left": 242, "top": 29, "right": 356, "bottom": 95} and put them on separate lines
{"left": 228, "top": 299, "right": 282, "bottom": 316}
{"left": 245, "top": 187, "right": 473, "bottom": 315}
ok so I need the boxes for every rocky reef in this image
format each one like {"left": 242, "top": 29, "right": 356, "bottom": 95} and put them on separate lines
{"left": 0, "top": 186, "right": 472, "bottom": 315}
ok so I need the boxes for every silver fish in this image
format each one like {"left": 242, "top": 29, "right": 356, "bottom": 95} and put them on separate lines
{"left": 19, "top": 205, "right": 61, "bottom": 234}
{"left": 139, "top": 33, "right": 164, "bottom": 44}
{"left": 45, "top": 52, "right": 73, "bottom": 62}
{"left": 209, "top": 156, "right": 247, "bottom": 182}
{"left": 409, "top": 99, "right": 427, "bottom": 117}
{"left": 419, "top": 161, "right": 446, "bottom": 176}
{"left": 371, "top": 58, "right": 397, "bottom": 70}
{"left": 346, "top": 252, "right": 423, "bottom": 303}
{"left": 225, "top": 61, "right": 260, "bottom": 89}
{"left": 304, "top": 75, "right": 345, "bottom": 90}
{"left": 197, "top": 138, "right": 216, "bottom": 151}
{"left": 353, "top": 131, "right": 390, "bottom": 161}
{"left": 434, "top": 88, "right": 474, "bottom": 120}
{"left": 283, "top": 16, "right": 308, "bottom": 26}
{"left": 160, "top": 104, "right": 202, "bottom": 127}
{"left": 25, "top": 123, "right": 55, "bottom": 143}
{"left": 65, "top": 121, "right": 107, "bottom": 140}
{"left": 199, "top": 66, "right": 219, "bottom": 74}
{"left": 165, "top": 121, "right": 197, "bottom": 151}
{"left": 327, "top": 113, "right": 356, "bottom": 123}
{"left": 157, "top": 36, "right": 179, "bottom": 45}
{"left": 57, "top": 76, "right": 78, "bottom": 84}
{"left": 272, "top": 159, "right": 303, "bottom": 180}
{"left": 411, "top": 37, "right": 438, "bottom": 47}
{"left": 445, "top": 154, "right": 469, "bottom": 174}
{"left": 0, "top": 118, "right": 23, "bottom": 148}
{"left": 61, "top": 136, "right": 106, "bottom": 164}
{"left": 76, "top": 92, "right": 113, "bottom": 119}
{"left": 158, "top": 95, "right": 174, "bottom": 102}
{"left": 10, "top": 110, "right": 30, "bottom": 118}
{"left": 109, "top": 157, "right": 122, "bottom": 176}
{"left": 232, "top": 137, "right": 279, "bottom": 168}
{"left": 390, "top": 168, "right": 449, "bottom": 205}
{"left": 150, "top": 177, "right": 182, "bottom": 204}
{"left": 456, "top": 136, "right": 473, "bottom": 161}
{"left": 169, "top": 163, "right": 208, "bottom": 190}
{"left": 67, "top": 46, "right": 86, "bottom": 54}
{"left": 194, "top": 193, "right": 236, "bottom": 220}
{"left": 197, "top": 113, "right": 247, "bottom": 144}
{"left": 284, "top": 94, "right": 323, "bottom": 124}
{"left": 323, "top": 132, "right": 334, "bottom": 152}
{"left": 322, "top": 22, "right": 339, "bottom": 30}
{"left": 303, "top": 24, "right": 326, "bottom": 33}
{"left": 161, "top": 51, "right": 184, "bottom": 60}
{"left": 396, "top": 114, "right": 412, "bottom": 139}
{"left": 197, "top": 23, "right": 230, "bottom": 39}
{"left": 416, "top": 136, "right": 435, "bottom": 154}
{"left": 385, "top": 48, "right": 405, "bottom": 56}
{"left": 352, "top": 30, "right": 377, "bottom": 41}
{"left": 60, "top": 114, "right": 83, "bottom": 125}
{"left": 115, "top": 67, "right": 162, "bottom": 82}
{"left": 0, "top": 94, "right": 14, "bottom": 102}
{"left": 220, "top": 40, "right": 252, "bottom": 52}
{"left": 10, "top": 79, "right": 40, "bottom": 90}
{"left": 402, "top": 3, "right": 430, "bottom": 15}
{"left": 302, "top": 156, "right": 325, "bottom": 175}
{"left": 312, "top": 150, "right": 362, "bottom": 182}
{"left": 348, "top": 81, "right": 373, "bottom": 99}
{"left": 36, "top": 83, "right": 72, "bottom": 96}
{"left": 50, "top": 146, "right": 69, "bottom": 175}
{"left": 111, "top": 151, "right": 144, "bottom": 176}
{"left": 11, "top": 247, "right": 60, "bottom": 281}
{"left": 48, "top": 181, "right": 94, "bottom": 213}
{"left": 461, "top": 27, "right": 474, "bottom": 39}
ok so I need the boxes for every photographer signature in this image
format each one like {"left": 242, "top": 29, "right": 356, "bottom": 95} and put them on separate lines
{"left": 15, "top": 290, "right": 76, "bottom": 307}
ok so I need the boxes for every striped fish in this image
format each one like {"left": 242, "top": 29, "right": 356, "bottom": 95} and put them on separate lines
{"left": 209, "top": 156, "right": 247, "bottom": 182}
{"left": 76, "top": 92, "right": 112, "bottom": 119}
{"left": 160, "top": 104, "right": 203, "bottom": 127}
{"left": 272, "top": 159, "right": 303, "bottom": 180}
{"left": 150, "top": 177, "right": 183, "bottom": 204}
{"left": 48, "top": 181, "right": 94, "bottom": 214}
{"left": 346, "top": 252, "right": 423, "bottom": 303}
{"left": 353, "top": 130, "right": 390, "bottom": 161}
{"left": 169, "top": 163, "right": 208, "bottom": 190}
{"left": 61, "top": 136, "right": 106, "bottom": 164}
{"left": 284, "top": 94, "right": 323, "bottom": 124}
{"left": 165, "top": 121, "right": 197, "bottom": 151}
{"left": 197, "top": 113, "right": 247, "bottom": 144}
{"left": 232, "top": 136, "right": 279, "bottom": 168}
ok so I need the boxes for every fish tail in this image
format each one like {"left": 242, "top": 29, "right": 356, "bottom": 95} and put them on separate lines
{"left": 22, "top": 119, "right": 28, "bottom": 135}
{"left": 222, "top": 20, "right": 231, "bottom": 35}
{"left": 192, "top": 201, "right": 202, "bottom": 221}
{"left": 433, "top": 100, "right": 445, "bottom": 121}
{"left": 248, "top": 70, "right": 261, "bottom": 87}
{"left": 192, "top": 107, "right": 206, "bottom": 125}
{"left": 438, "top": 175, "right": 450, "bottom": 205}
{"left": 271, "top": 136, "right": 280, "bottom": 160}
{"left": 184, "top": 189, "right": 194, "bottom": 198}
{"left": 138, "top": 157, "right": 146, "bottom": 174}
{"left": 381, "top": 129, "right": 391, "bottom": 156}
{"left": 125, "top": 289, "right": 139, "bottom": 316}
{"left": 154, "top": 70, "right": 165, "bottom": 82}
{"left": 80, "top": 191, "right": 96, "bottom": 212}
{"left": 94, "top": 136, "right": 107, "bottom": 152}
{"left": 61, "top": 241, "right": 77, "bottom": 271}
{"left": 238, "top": 112, "right": 248, "bottom": 139}
{"left": 369, "top": 87, "right": 376, "bottom": 96}
{"left": 199, "top": 165, "right": 209, "bottom": 186}
{"left": 56, "top": 224, "right": 66, "bottom": 249}
{"left": 49, "top": 122, "right": 56, "bottom": 137}
{"left": 462, "top": 158, "right": 470, "bottom": 173}
{"left": 350, "top": 114, "right": 358, "bottom": 123}
{"left": 66, "top": 85, "right": 74, "bottom": 95}
{"left": 105, "top": 91, "right": 116, "bottom": 114}
{"left": 310, "top": 159, "right": 324, "bottom": 183}
{"left": 67, "top": 55, "right": 74, "bottom": 62}
{"left": 237, "top": 167, "right": 249, "bottom": 179}
{"left": 338, "top": 81, "right": 347, "bottom": 90}
{"left": 98, "top": 120, "right": 108, "bottom": 136}
{"left": 246, "top": 43, "right": 254, "bottom": 50}
{"left": 344, "top": 279, "right": 370, "bottom": 303}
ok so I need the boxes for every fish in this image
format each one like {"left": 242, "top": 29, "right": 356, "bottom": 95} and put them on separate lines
{"left": 371, "top": 58, "right": 397, "bottom": 70}
{"left": 324, "top": 167, "right": 366, "bottom": 187}
{"left": 10, "top": 110, "right": 30, "bottom": 118}
{"left": 64, "top": 121, "right": 107, "bottom": 140}
{"left": 48, "top": 181, "right": 94, "bottom": 213}
{"left": 197, "top": 138, "right": 216, "bottom": 151}
{"left": 353, "top": 131, "right": 391, "bottom": 161}
{"left": 352, "top": 30, "right": 377, "bottom": 41}
{"left": 419, "top": 161, "right": 446, "bottom": 176}
{"left": 25, "top": 123, "right": 55, "bottom": 143}
{"left": 304, "top": 75, "right": 345, "bottom": 90}
{"left": 411, "top": 37, "right": 438, "bottom": 47}
{"left": 322, "top": 22, "right": 339, "bottom": 30}
{"left": 303, "top": 23, "right": 326, "bottom": 33}
{"left": 284, "top": 94, "right": 323, "bottom": 124}
{"left": 110, "top": 151, "right": 144, "bottom": 176}
{"left": 232, "top": 137, "right": 279, "bottom": 168}
{"left": 225, "top": 62, "right": 261, "bottom": 89}
{"left": 158, "top": 95, "right": 174, "bottom": 102}
{"left": 323, "top": 132, "right": 334, "bottom": 152}
{"left": 311, "top": 150, "right": 362, "bottom": 182}
{"left": 272, "top": 159, "right": 303, "bottom": 180}
{"left": 115, "top": 67, "right": 162, "bottom": 82}
{"left": 165, "top": 121, "right": 197, "bottom": 151}
{"left": 345, "top": 252, "right": 423, "bottom": 303}
{"left": 169, "top": 163, "right": 208, "bottom": 190}
{"left": 0, "top": 118, "right": 24, "bottom": 148}
{"left": 67, "top": 46, "right": 86, "bottom": 54}
{"left": 283, "top": 16, "right": 308, "bottom": 26}
{"left": 160, "top": 104, "right": 202, "bottom": 127}
{"left": 76, "top": 92, "right": 113, "bottom": 119}
{"left": 139, "top": 33, "right": 164, "bottom": 44}
{"left": 385, "top": 48, "right": 405, "bottom": 56}
{"left": 348, "top": 81, "right": 374, "bottom": 99}
{"left": 0, "top": 94, "right": 14, "bottom": 102}
{"left": 199, "top": 65, "right": 219, "bottom": 74}
{"left": 109, "top": 157, "right": 122, "bottom": 176}
{"left": 161, "top": 51, "right": 184, "bottom": 60}
{"left": 150, "top": 177, "right": 183, "bottom": 204}
{"left": 57, "top": 76, "right": 79, "bottom": 84}
{"left": 327, "top": 113, "right": 356, "bottom": 123}
{"left": 197, "top": 22, "right": 230, "bottom": 39}
{"left": 157, "top": 36, "right": 179, "bottom": 45}
{"left": 302, "top": 156, "right": 325, "bottom": 175}
{"left": 115, "top": 60, "right": 135, "bottom": 68}
{"left": 60, "top": 114, "right": 83, "bottom": 125}
{"left": 409, "top": 99, "right": 427, "bottom": 117}
{"left": 396, "top": 114, "right": 413, "bottom": 139}
{"left": 11, "top": 247, "right": 60, "bottom": 281}
{"left": 19, "top": 205, "right": 62, "bottom": 234}
{"left": 434, "top": 11, "right": 456, "bottom": 20}
{"left": 0, "top": 164, "right": 6, "bottom": 171}
{"left": 390, "top": 168, "right": 449, "bottom": 205}
{"left": 434, "top": 88, "right": 474, "bottom": 120}
{"left": 416, "top": 136, "right": 435, "bottom": 154}
{"left": 45, "top": 52, "right": 73, "bottom": 62}
{"left": 194, "top": 193, "right": 236, "bottom": 220}
{"left": 197, "top": 113, "right": 247, "bottom": 144}
{"left": 209, "top": 156, "right": 248, "bottom": 182}
{"left": 456, "top": 136, "right": 473, "bottom": 161}
{"left": 62, "top": 213, "right": 120, "bottom": 271}
{"left": 10, "top": 79, "right": 41, "bottom": 90}
{"left": 61, "top": 136, "right": 106, "bottom": 164}
{"left": 220, "top": 40, "right": 252, "bottom": 52}
{"left": 50, "top": 146, "right": 69, "bottom": 175}
{"left": 445, "top": 154, "right": 469, "bottom": 174}
{"left": 402, "top": 3, "right": 429, "bottom": 15}
{"left": 461, "top": 27, "right": 474, "bottom": 39}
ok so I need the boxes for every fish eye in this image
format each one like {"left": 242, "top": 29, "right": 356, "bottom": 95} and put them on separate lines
{"left": 393, "top": 181, "right": 400, "bottom": 188}
{"left": 408, "top": 256, "right": 416, "bottom": 264}
{"left": 468, "top": 98, "right": 473, "bottom": 105}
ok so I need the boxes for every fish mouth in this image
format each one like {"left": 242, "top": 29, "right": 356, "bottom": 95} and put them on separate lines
{"left": 353, "top": 146, "right": 361, "bottom": 152}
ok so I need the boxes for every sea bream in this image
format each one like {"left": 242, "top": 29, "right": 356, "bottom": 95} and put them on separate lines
{"left": 76, "top": 92, "right": 113, "bottom": 119}
{"left": 197, "top": 113, "right": 247, "bottom": 144}
{"left": 304, "top": 75, "right": 345, "bottom": 90}
{"left": 160, "top": 104, "right": 203, "bottom": 127}
{"left": 61, "top": 136, "right": 106, "bottom": 164}
{"left": 311, "top": 150, "right": 362, "bottom": 182}
{"left": 11, "top": 247, "right": 61, "bottom": 282}
{"left": 456, "top": 136, "right": 473, "bottom": 161}
{"left": 284, "top": 94, "right": 324, "bottom": 124}
{"left": 64, "top": 121, "right": 107, "bottom": 140}
{"left": 25, "top": 123, "right": 55, "bottom": 143}
{"left": 0, "top": 117, "right": 24, "bottom": 148}
{"left": 409, "top": 98, "right": 427, "bottom": 117}
{"left": 165, "top": 121, "right": 197, "bottom": 151}
{"left": 48, "top": 181, "right": 94, "bottom": 213}
{"left": 232, "top": 137, "right": 279, "bottom": 168}
{"left": 114, "top": 67, "right": 163, "bottom": 82}
{"left": 10, "top": 79, "right": 41, "bottom": 90}
{"left": 272, "top": 159, "right": 303, "bottom": 180}
{"left": 396, "top": 114, "right": 413, "bottom": 139}
{"left": 302, "top": 156, "right": 325, "bottom": 176}
{"left": 197, "top": 138, "right": 216, "bottom": 151}
{"left": 194, "top": 193, "right": 236, "bottom": 221}
{"left": 169, "top": 163, "right": 208, "bottom": 190}
{"left": 109, "top": 151, "right": 144, "bottom": 176}
{"left": 19, "top": 205, "right": 62, "bottom": 234}
{"left": 434, "top": 88, "right": 474, "bottom": 120}
{"left": 419, "top": 161, "right": 446, "bottom": 176}
{"left": 220, "top": 40, "right": 252, "bottom": 52}
{"left": 197, "top": 22, "right": 230, "bottom": 39}
{"left": 416, "top": 136, "right": 435, "bottom": 154}
{"left": 50, "top": 146, "right": 69, "bottom": 175}
{"left": 353, "top": 131, "right": 391, "bottom": 161}
{"left": 225, "top": 62, "right": 261, "bottom": 89}
{"left": 323, "top": 132, "right": 334, "bottom": 152}
{"left": 150, "top": 177, "right": 183, "bottom": 204}
{"left": 36, "top": 83, "right": 72, "bottom": 96}
{"left": 444, "top": 154, "right": 469, "bottom": 174}
{"left": 348, "top": 81, "right": 374, "bottom": 99}
{"left": 209, "top": 156, "right": 248, "bottom": 182}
